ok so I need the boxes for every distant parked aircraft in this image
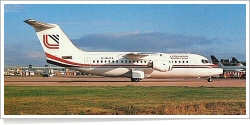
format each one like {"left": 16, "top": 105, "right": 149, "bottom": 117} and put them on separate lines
{"left": 232, "top": 57, "right": 246, "bottom": 66}
{"left": 210, "top": 55, "right": 246, "bottom": 72}
{"left": 24, "top": 19, "right": 223, "bottom": 82}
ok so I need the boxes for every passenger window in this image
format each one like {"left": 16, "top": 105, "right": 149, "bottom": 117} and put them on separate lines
{"left": 93, "top": 60, "right": 95, "bottom": 63}
{"left": 116, "top": 60, "right": 118, "bottom": 63}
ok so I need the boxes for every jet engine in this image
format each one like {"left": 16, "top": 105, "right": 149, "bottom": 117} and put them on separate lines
{"left": 152, "top": 60, "right": 173, "bottom": 72}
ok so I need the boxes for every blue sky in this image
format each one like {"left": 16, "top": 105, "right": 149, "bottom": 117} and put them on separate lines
{"left": 2, "top": 1, "right": 248, "bottom": 66}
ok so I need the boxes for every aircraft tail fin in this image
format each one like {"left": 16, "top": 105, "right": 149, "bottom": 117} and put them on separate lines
{"left": 210, "top": 55, "right": 225, "bottom": 68}
{"left": 232, "top": 57, "right": 240, "bottom": 63}
{"left": 24, "top": 19, "right": 83, "bottom": 66}
{"left": 232, "top": 57, "right": 244, "bottom": 66}
{"left": 210, "top": 55, "right": 219, "bottom": 63}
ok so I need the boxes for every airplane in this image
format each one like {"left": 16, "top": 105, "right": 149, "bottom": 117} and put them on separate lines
{"left": 219, "top": 57, "right": 245, "bottom": 66}
{"left": 24, "top": 19, "right": 223, "bottom": 82}
{"left": 231, "top": 57, "right": 246, "bottom": 66}
{"left": 210, "top": 55, "right": 246, "bottom": 72}
{"left": 220, "top": 58, "right": 235, "bottom": 66}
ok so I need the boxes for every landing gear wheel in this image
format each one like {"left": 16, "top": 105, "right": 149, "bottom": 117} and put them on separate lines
{"left": 131, "top": 78, "right": 140, "bottom": 82}
{"left": 207, "top": 78, "right": 213, "bottom": 82}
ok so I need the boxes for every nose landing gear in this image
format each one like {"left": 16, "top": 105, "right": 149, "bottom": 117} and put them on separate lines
{"left": 207, "top": 76, "right": 213, "bottom": 82}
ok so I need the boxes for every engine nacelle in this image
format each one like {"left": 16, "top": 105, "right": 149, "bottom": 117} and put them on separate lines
{"left": 152, "top": 60, "right": 173, "bottom": 72}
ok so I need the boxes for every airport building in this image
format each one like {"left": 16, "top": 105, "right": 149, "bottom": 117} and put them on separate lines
{"left": 4, "top": 65, "right": 81, "bottom": 77}
{"left": 213, "top": 71, "right": 245, "bottom": 79}
{"left": 222, "top": 71, "right": 246, "bottom": 79}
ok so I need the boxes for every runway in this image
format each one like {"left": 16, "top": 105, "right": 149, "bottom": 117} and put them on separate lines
{"left": 4, "top": 76, "right": 246, "bottom": 87}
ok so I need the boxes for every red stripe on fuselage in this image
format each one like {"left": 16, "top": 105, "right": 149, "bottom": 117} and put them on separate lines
{"left": 46, "top": 53, "right": 86, "bottom": 66}
{"left": 45, "top": 52, "right": 220, "bottom": 68}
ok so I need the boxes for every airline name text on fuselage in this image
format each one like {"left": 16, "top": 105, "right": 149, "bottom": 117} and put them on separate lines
{"left": 170, "top": 55, "right": 188, "bottom": 60}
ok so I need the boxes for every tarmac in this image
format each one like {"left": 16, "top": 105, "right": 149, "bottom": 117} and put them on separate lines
{"left": 4, "top": 76, "right": 246, "bottom": 87}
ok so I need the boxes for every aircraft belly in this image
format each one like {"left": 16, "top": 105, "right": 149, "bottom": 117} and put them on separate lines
{"left": 72, "top": 67, "right": 131, "bottom": 77}
{"left": 103, "top": 68, "right": 130, "bottom": 77}
{"left": 149, "top": 68, "right": 214, "bottom": 78}
{"left": 69, "top": 67, "right": 221, "bottom": 78}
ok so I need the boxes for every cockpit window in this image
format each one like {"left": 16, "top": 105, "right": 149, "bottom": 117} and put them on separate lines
{"left": 202, "top": 59, "right": 211, "bottom": 63}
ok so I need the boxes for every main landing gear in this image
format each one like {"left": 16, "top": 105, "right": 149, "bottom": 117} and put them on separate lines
{"left": 131, "top": 78, "right": 140, "bottom": 82}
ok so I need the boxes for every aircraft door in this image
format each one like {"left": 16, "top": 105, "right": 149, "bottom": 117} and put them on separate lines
{"left": 190, "top": 58, "right": 197, "bottom": 69}
{"left": 84, "top": 57, "right": 91, "bottom": 68}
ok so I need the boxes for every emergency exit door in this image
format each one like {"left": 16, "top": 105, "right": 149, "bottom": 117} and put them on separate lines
{"left": 84, "top": 57, "right": 91, "bottom": 68}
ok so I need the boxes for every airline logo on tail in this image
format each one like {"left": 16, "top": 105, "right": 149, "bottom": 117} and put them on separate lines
{"left": 43, "top": 34, "right": 59, "bottom": 49}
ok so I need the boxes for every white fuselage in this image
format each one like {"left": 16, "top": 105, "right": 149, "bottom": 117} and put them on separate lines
{"left": 46, "top": 51, "right": 222, "bottom": 79}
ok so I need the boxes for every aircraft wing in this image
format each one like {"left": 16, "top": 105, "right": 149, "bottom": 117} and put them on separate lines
{"left": 123, "top": 53, "right": 150, "bottom": 60}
